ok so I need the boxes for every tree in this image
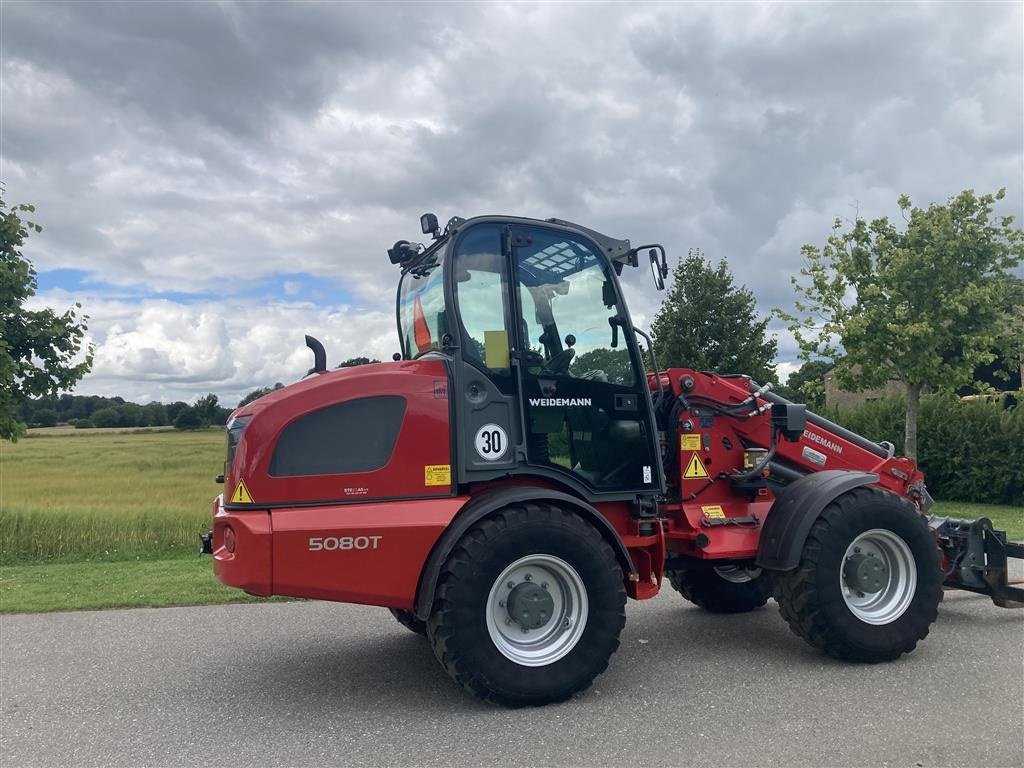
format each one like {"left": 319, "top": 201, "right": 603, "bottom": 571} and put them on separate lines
{"left": 1, "top": 194, "right": 93, "bottom": 440}
{"left": 173, "top": 407, "right": 203, "bottom": 430}
{"left": 570, "top": 348, "right": 634, "bottom": 386}
{"left": 774, "top": 358, "right": 833, "bottom": 409}
{"left": 91, "top": 407, "right": 121, "bottom": 429}
{"left": 237, "top": 382, "right": 284, "bottom": 408}
{"left": 337, "top": 357, "right": 380, "bottom": 368}
{"left": 651, "top": 249, "right": 777, "bottom": 384}
{"left": 193, "top": 393, "right": 220, "bottom": 426}
{"left": 32, "top": 408, "right": 58, "bottom": 427}
{"left": 999, "top": 279, "right": 1024, "bottom": 389}
{"left": 779, "top": 188, "right": 1023, "bottom": 457}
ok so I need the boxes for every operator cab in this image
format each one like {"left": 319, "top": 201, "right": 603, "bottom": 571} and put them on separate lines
{"left": 396, "top": 215, "right": 666, "bottom": 501}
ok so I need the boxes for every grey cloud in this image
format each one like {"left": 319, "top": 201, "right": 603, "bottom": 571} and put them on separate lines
{"left": 4, "top": 1, "right": 1022, "bottom": 402}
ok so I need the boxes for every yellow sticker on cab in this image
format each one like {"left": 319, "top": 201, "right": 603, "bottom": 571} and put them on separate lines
{"left": 424, "top": 464, "right": 451, "bottom": 486}
{"left": 680, "top": 434, "right": 701, "bottom": 451}
{"left": 702, "top": 505, "right": 725, "bottom": 519}
{"left": 230, "top": 479, "right": 254, "bottom": 504}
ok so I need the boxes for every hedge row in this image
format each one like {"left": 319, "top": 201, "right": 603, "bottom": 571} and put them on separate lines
{"left": 826, "top": 394, "right": 1024, "bottom": 506}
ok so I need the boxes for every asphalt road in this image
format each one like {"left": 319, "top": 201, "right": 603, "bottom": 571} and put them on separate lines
{"left": 2, "top": 590, "right": 1022, "bottom": 768}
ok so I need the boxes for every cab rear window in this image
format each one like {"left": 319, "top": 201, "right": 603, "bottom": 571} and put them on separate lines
{"left": 269, "top": 396, "right": 406, "bottom": 477}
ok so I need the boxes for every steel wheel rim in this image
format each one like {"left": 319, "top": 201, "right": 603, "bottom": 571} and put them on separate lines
{"left": 714, "top": 565, "right": 762, "bottom": 584}
{"left": 841, "top": 528, "right": 917, "bottom": 625}
{"left": 485, "top": 554, "right": 588, "bottom": 667}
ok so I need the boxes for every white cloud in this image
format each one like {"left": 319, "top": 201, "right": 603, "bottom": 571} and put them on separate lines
{"left": 27, "top": 290, "right": 398, "bottom": 406}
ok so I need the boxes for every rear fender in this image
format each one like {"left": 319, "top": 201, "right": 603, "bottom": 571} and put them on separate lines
{"left": 413, "top": 487, "right": 636, "bottom": 620}
{"left": 756, "top": 470, "right": 879, "bottom": 571}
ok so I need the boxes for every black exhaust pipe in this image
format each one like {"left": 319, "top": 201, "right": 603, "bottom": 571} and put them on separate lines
{"left": 305, "top": 335, "right": 327, "bottom": 374}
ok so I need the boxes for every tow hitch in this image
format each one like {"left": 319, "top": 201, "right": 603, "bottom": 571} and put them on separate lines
{"left": 930, "top": 517, "right": 1024, "bottom": 608}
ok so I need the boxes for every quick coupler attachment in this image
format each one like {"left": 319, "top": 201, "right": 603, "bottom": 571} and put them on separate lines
{"left": 929, "top": 516, "right": 1024, "bottom": 608}
{"left": 199, "top": 530, "right": 213, "bottom": 556}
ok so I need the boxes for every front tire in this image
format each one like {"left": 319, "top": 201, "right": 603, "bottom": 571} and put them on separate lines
{"left": 666, "top": 565, "right": 771, "bottom": 613}
{"left": 427, "top": 503, "right": 626, "bottom": 706}
{"left": 773, "top": 487, "right": 942, "bottom": 662}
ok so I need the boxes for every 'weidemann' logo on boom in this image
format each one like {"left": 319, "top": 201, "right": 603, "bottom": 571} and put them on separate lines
{"left": 529, "top": 398, "right": 593, "bottom": 407}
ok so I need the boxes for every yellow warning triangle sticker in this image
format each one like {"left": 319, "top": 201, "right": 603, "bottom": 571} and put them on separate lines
{"left": 684, "top": 453, "right": 709, "bottom": 479}
{"left": 230, "top": 479, "right": 254, "bottom": 504}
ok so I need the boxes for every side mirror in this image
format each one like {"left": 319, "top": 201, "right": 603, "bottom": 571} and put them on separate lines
{"left": 650, "top": 250, "right": 665, "bottom": 291}
{"left": 420, "top": 213, "right": 440, "bottom": 239}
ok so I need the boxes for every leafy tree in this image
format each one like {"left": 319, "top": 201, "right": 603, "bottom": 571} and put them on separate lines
{"left": 141, "top": 402, "right": 168, "bottom": 427}
{"left": 173, "top": 407, "right": 203, "bottom": 430}
{"left": 193, "top": 393, "right": 220, "bottom": 426}
{"left": 91, "top": 407, "right": 121, "bottom": 429}
{"left": 32, "top": 408, "right": 58, "bottom": 427}
{"left": 779, "top": 189, "right": 1023, "bottom": 457}
{"left": 337, "top": 356, "right": 381, "bottom": 368}
{"left": 166, "top": 401, "right": 189, "bottom": 422}
{"left": 237, "top": 383, "right": 284, "bottom": 408}
{"left": 570, "top": 348, "right": 634, "bottom": 386}
{"left": 1, "top": 194, "right": 93, "bottom": 440}
{"left": 999, "top": 279, "right": 1024, "bottom": 389}
{"left": 74, "top": 418, "right": 94, "bottom": 429}
{"left": 775, "top": 358, "right": 833, "bottom": 409}
{"left": 651, "top": 249, "right": 777, "bottom": 384}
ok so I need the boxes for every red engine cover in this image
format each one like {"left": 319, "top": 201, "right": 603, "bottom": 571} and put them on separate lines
{"left": 226, "top": 360, "right": 453, "bottom": 507}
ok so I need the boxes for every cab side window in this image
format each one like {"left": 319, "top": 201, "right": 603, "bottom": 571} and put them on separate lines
{"left": 453, "top": 224, "right": 511, "bottom": 371}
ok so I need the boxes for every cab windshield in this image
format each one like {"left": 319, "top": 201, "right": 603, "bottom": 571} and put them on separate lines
{"left": 398, "top": 249, "right": 447, "bottom": 358}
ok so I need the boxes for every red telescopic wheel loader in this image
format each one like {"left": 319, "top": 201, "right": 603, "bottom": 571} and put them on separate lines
{"left": 202, "top": 213, "right": 1023, "bottom": 707}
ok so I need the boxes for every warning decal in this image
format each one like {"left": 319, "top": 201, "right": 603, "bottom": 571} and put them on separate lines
{"left": 701, "top": 505, "right": 725, "bottom": 519}
{"left": 680, "top": 434, "right": 701, "bottom": 451}
{"left": 683, "top": 454, "right": 709, "bottom": 479}
{"left": 230, "top": 480, "right": 254, "bottom": 504}
{"left": 424, "top": 464, "right": 451, "bottom": 486}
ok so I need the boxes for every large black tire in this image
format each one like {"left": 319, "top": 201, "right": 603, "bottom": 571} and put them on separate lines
{"left": 427, "top": 503, "right": 626, "bottom": 707}
{"left": 389, "top": 608, "right": 427, "bottom": 636}
{"left": 666, "top": 565, "right": 771, "bottom": 613}
{"left": 773, "top": 486, "right": 943, "bottom": 662}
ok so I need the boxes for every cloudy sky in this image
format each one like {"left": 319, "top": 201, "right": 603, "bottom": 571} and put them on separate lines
{"left": 3, "top": 1, "right": 1022, "bottom": 407}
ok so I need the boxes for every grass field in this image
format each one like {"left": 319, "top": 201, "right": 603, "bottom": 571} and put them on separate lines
{"left": 2, "top": 429, "right": 223, "bottom": 563}
{"left": 1, "top": 428, "right": 1021, "bottom": 613}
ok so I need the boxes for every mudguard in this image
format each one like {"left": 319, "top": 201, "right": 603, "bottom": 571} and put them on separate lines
{"left": 756, "top": 470, "right": 879, "bottom": 571}
{"left": 413, "top": 486, "right": 637, "bottom": 620}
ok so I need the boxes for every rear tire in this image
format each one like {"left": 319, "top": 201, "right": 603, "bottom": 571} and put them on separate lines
{"left": 389, "top": 608, "right": 427, "bottom": 636}
{"left": 666, "top": 565, "right": 771, "bottom": 613}
{"left": 773, "top": 486, "right": 942, "bottom": 662}
{"left": 427, "top": 502, "right": 626, "bottom": 707}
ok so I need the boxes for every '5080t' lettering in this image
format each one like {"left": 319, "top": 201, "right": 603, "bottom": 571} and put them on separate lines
{"left": 308, "top": 536, "right": 382, "bottom": 551}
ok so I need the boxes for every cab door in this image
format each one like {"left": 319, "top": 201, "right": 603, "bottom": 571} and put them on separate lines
{"left": 450, "top": 219, "right": 662, "bottom": 498}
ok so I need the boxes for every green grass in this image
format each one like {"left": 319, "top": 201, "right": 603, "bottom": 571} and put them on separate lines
{"left": 0, "top": 555, "right": 288, "bottom": 613}
{"left": 1, "top": 429, "right": 224, "bottom": 563}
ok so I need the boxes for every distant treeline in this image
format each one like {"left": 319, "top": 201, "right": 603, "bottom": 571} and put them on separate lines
{"left": 18, "top": 355, "right": 382, "bottom": 431}
{"left": 19, "top": 393, "right": 232, "bottom": 431}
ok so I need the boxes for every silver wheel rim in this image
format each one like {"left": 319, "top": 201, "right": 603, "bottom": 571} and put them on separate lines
{"left": 714, "top": 565, "right": 762, "bottom": 584}
{"left": 841, "top": 528, "right": 917, "bottom": 625}
{"left": 485, "top": 554, "right": 588, "bottom": 667}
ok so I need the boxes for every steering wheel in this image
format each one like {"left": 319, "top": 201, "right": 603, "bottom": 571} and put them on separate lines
{"left": 540, "top": 347, "right": 575, "bottom": 375}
